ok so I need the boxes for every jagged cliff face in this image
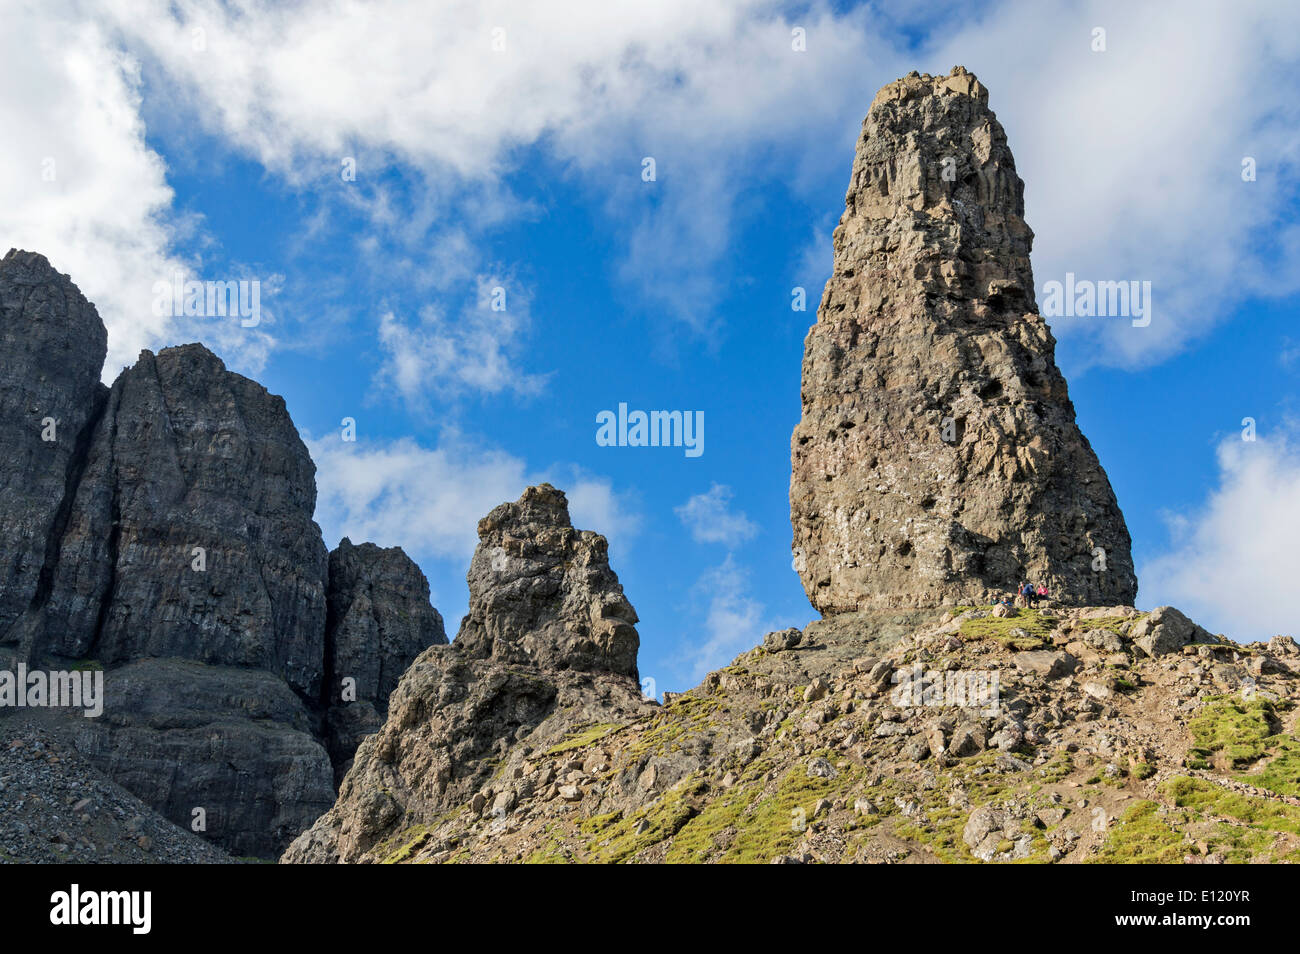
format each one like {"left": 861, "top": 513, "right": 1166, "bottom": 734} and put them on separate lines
{"left": 283, "top": 484, "right": 647, "bottom": 864}
{"left": 0, "top": 250, "right": 107, "bottom": 640}
{"left": 791, "top": 67, "right": 1137, "bottom": 614}
{"left": 324, "top": 539, "right": 448, "bottom": 782}
{"left": 17, "top": 343, "right": 329, "bottom": 695}
{"left": 0, "top": 251, "right": 443, "bottom": 857}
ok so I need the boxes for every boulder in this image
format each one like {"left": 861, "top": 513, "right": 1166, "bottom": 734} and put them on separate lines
{"left": 1013, "top": 650, "right": 1078, "bottom": 679}
{"left": 1131, "top": 606, "right": 1205, "bottom": 658}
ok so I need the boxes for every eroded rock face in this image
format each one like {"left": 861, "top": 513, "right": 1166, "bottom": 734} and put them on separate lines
{"left": 326, "top": 538, "right": 448, "bottom": 707}
{"left": 323, "top": 539, "right": 448, "bottom": 781}
{"left": 60, "top": 660, "right": 336, "bottom": 858}
{"left": 282, "top": 485, "right": 646, "bottom": 863}
{"left": 790, "top": 67, "right": 1137, "bottom": 613}
{"left": 455, "top": 483, "right": 640, "bottom": 678}
{"left": 22, "top": 344, "right": 329, "bottom": 696}
{"left": 0, "top": 251, "right": 444, "bottom": 856}
{"left": 0, "top": 251, "right": 107, "bottom": 644}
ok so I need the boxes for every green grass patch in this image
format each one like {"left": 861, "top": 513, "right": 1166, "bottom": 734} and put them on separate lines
{"left": 1162, "top": 776, "right": 1300, "bottom": 837}
{"left": 958, "top": 608, "right": 1054, "bottom": 650}
{"left": 547, "top": 722, "right": 625, "bottom": 756}
{"left": 1188, "top": 696, "right": 1281, "bottom": 768}
{"left": 1090, "top": 800, "right": 1184, "bottom": 863}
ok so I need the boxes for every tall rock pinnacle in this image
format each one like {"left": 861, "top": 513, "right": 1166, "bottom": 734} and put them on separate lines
{"left": 791, "top": 67, "right": 1137, "bottom": 612}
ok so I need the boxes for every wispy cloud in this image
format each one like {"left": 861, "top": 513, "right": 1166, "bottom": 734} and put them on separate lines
{"left": 309, "top": 432, "right": 639, "bottom": 566}
{"left": 375, "top": 276, "right": 547, "bottom": 407}
{"left": 675, "top": 483, "right": 759, "bottom": 547}
{"left": 678, "top": 555, "right": 774, "bottom": 683}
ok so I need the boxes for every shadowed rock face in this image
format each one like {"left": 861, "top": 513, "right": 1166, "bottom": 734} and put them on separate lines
{"left": 323, "top": 539, "right": 448, "bottom": 782}
{"left": 0, "top": 251, "right": 107, "bottom": 643}
{"left": 0, "top": 250, "right": 444, "bottom": 856}
{"left": 24, "top": 343, "right": 330, "bottom": 696}
{"left": 791, "top": 67, "right": 1137, "bottom": 613}
{"left": 326, "top": 538, "right": 448, "bottom": 707}
{"left": 282, "top": 485, "right": 647, "bottom": 864}
{"left": 61, "top": 659, "right": 337, "bottom": 858}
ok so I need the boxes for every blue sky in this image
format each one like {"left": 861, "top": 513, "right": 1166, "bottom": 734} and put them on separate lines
{"left": 4, "top": 1, "right": 1300, "bottom": 692}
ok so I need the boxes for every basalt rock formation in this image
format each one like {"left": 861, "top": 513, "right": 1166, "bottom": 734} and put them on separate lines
{"left": 0, "top": 250, "right": 108, "bottom": 642}
{"left": 454, "top": 484, "right": 640, "bottom": 677}
{"left": 282, "top": 484, "right": 646, "bottom": 863}
{"left": 790, "top": 66, "right": 1137, "bottom": 614}
{"left": 15, "top": 342, "right": 330, "bottom": 695}
{"left": 323, "top": 539, "right": 448, "bottom": 782}
{"left": 0, "top": 251, "right": 442, "bottom": 856}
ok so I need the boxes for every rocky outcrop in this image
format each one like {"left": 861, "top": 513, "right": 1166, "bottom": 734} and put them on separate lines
{"left": 285, "top": 598, "right": 1300, "bottom": 865}
{"left": 455, "top": 484, "right": 640, "bottom": 677}
{"left": 0, "top": 250, "right": 444, "bottom": 857}
{"left": 326, "top": 539, "right": 448, "bottom": 706}
{"left": 0, "top": 251, "right": 107, "bottom": 644}
{"left": 58, "top": 660, "right": 336, "bottom": 858}
{"left": 283, "top": 485, "right": 647, "bottom": 863}
{"left": 323, "top": 539, "right": 448, "bottom": 781}
{"left": 19, "top": 344, "right": 330, "bottom": 696}
{"left": 790, "top": 67, "right": 1137, "bottom": 614}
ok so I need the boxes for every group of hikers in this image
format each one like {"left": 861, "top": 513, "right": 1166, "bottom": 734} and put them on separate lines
{"left": 998, "top": 581, "right": 1050, "bottom": 610}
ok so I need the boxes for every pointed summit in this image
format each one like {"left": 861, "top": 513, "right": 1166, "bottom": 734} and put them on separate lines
{"left": 791, "top": 67, "right": 1137, "bottom": 612}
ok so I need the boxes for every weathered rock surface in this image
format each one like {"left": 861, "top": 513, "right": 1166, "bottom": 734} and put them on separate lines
{"left": 53, "top": 660, "right": 336, "bottom": 858}
{"left": 284, "top": 597, "right": 1300, "bottom": 865}
{"left": 0, "top": 251, "right": 107, "bottom": 644}
{"left": 323, "top": 539, "right": 447, "bottom": 781}
{"left": 455, "top": 484, "right": 640, "bottom": 678}
{"left": 0, "top": 250, "right": 444, "bottom": 857}
{"left": 21, "top": 344, "right": 329, "bottom": 696}
{"left": 1130, "top": 605, "right": 1212, "bottom": 658}
{"left": 282, "top": 485, "right": 647, "bottom": 863}
{"left": 790, "top": 66, "right": 1137, "bottom": 613}
{"left": 326, "top": 538, "right": 447, "bottom": 707}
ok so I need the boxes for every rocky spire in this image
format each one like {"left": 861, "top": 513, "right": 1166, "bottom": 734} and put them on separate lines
{"left": 283, "top": 485, "right": 646, "bottom": 863}
{"left": 790, "top": 67, "right": 1137, "bottom": 612}
{"left": 455, "top": 483, "right": 640, "bottom": 678}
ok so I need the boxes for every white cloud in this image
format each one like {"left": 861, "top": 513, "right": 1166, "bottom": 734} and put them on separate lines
{"left": 0, "top": 8, "right": 182, "bottom": 377}
{"left": 95, "top": 0, "right": 898, "bottom": 333}
{"left": 566, "top": 474, "right": 643, "bottom": 551}
{"left": 675, "top": 483, "right": 759, "bottom": 547}
{"left": 1142, "top": 430, "right": 1300, "bottom": 642}
{"left": 679, "top": 555, "right": 773, "bottom": 682}
{"left": 10, "top": 0, "right": 1299, "bottom": 381}
{"left": 0, "top": 3, "right": 286, "bottom": 380}
{"left": 375, "top": 276, "right": 546, "bottom": 405}
{"left": 308, "top": 434, "right": 639, "bottom": 565}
